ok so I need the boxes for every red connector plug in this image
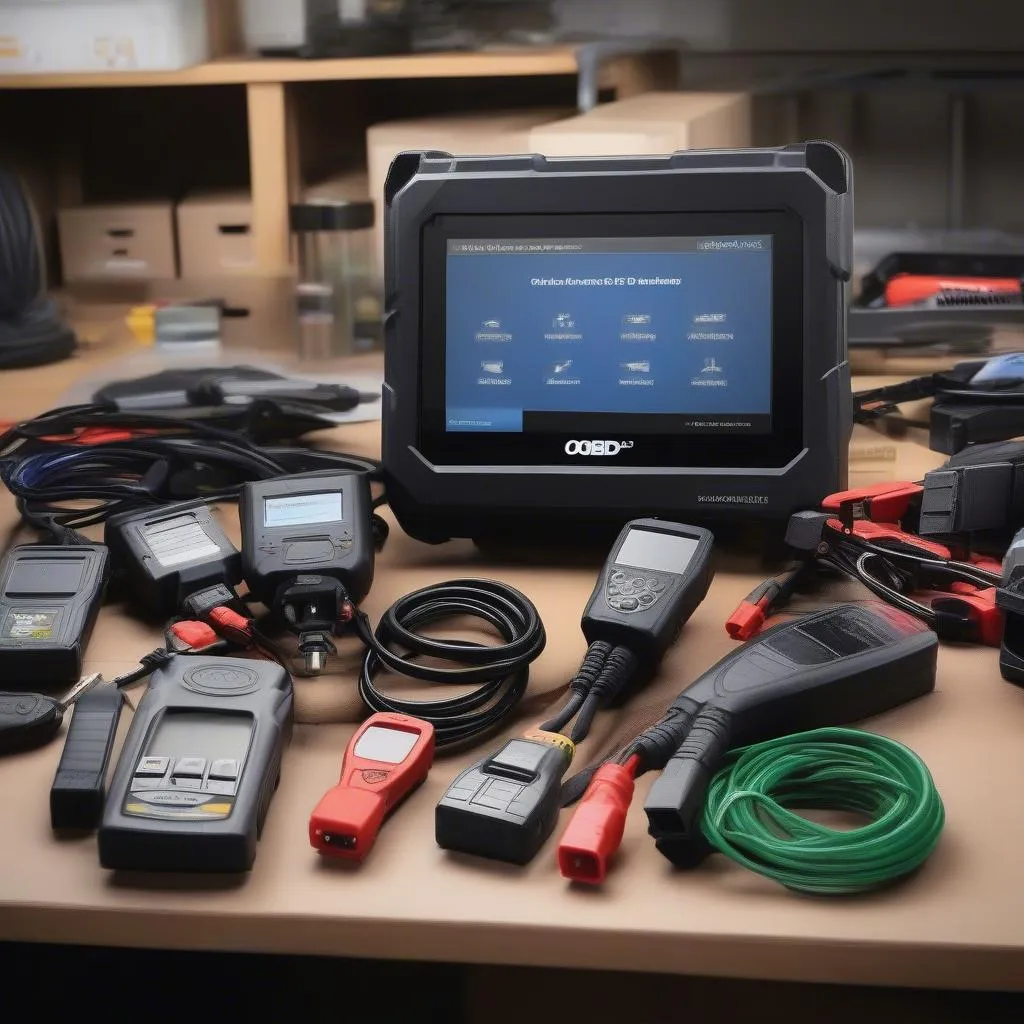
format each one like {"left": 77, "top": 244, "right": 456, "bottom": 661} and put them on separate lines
{"left": 167, "top": 620, "right": 218, "bottom": 652}
{"left": 310, "top": 785, "right": 388, "bottom": 862}
{"left": 558, "top": 758, "right": 637, "bottom": 884}
{"left": 726, "top": 599, "right": 768, "bottom": 640}
{"left": 208, "top": 606, "right": 254, "bottom": 647}
{"left": 726, "top": 568, "right": 806, "bottom": 641}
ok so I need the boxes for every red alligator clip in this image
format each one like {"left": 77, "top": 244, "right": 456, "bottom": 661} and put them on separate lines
{"left": 969, "top": 554, "right": 1004, "bottom": 575}
{"left": 839, "top": 520, "right": 952, "bottom": 560}
{"left": 929, "top": 587, "right": 1003, "bottom": 646}
{"left": 822, "top": 481, "right": 924, "bottom": 530}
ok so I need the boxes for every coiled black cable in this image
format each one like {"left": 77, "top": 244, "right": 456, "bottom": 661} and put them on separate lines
{"left": 356, "top": 579, "right": 547, "bottom": 749}
{"left": 0, "top": 167, "right": 76, "bottom": 368}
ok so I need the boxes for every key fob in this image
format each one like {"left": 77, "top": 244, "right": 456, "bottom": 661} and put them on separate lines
{"left": 0, "top": 693, "right": 62, "bottom": 755}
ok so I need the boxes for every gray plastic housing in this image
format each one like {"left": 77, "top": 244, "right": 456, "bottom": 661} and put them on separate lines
{"left": 383, "top": 143, "right": 853, "bottom": 543}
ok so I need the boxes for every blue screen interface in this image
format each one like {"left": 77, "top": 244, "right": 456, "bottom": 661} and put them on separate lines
{"left": 445, "top": 235, "right": 773, "bottom": 434}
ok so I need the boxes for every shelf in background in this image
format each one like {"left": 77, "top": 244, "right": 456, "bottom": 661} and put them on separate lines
{"left": 0, "top": 47, "right": 582, "bottom": 90}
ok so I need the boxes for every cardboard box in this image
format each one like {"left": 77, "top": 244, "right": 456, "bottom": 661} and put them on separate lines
{"left": 58, "top": 201, "right": 177, "bottom": 282}
{"left": 529, "top": 92, "right": 752, "bottom": 157}
{"left": 65, "top": 274, "right": 298, "bottom": 350}
{"left": 367, "top": 109, "right": 567, "bottom": 277}
{"left": 176, "top": 190, "right": 256, "bottom": 278}
{"left": 152, "top": 275, "right": 298, "bottom": 350}
{"left": 304, "top": 171, "right": 371, "bottom": 203}
{"left": 0, "top": 0, "right": 209, "bottom": 74}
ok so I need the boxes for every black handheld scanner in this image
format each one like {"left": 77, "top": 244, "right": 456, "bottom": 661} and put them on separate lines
{"left": 641, "top": 602, "right": 938, "bottom": 864}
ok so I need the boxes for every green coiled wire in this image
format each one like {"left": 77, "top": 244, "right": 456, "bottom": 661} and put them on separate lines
{"left": 701, "top": 727, "right": 944, "bottom": 895}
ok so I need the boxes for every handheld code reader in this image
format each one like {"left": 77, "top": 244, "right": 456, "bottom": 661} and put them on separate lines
{"left": 558, "top": 601, "right": 940, "bottom": 884}
{"left": 643, "top": 602, "right": 938, "bottom": 867}
{"left": 104, "top": 499, "right": 242, "bottom": 618}
{"left": 310, "top": 712, "right": 435, "bottom": 863}
{"left": 0, "top": 544, "right": 108, "bottom": 685}
{"left": 240, "top": 471, "right": 374, "bottom": 672}
{"left": 240, "top": 470, "right": 374, "bottom": 604}
{"left": 435, "top": 519, "right": 714, "bottom": 865}
{"left": 98, "top": 655, "right": 293, "bottom": 872}
{"left": 582, "top": 519, "right": 716, "bottom": 672}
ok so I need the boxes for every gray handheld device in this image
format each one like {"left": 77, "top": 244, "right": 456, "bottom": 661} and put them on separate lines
{"left": 98, "top": 656, "right": 293, "bottom": 873}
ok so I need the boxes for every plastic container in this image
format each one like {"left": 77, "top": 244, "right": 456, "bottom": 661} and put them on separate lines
{"left": 0, "top": 0, "right": 209, "bottom": 74}
{"left": 290, "top": 199, "right": 380, "bottom": 360}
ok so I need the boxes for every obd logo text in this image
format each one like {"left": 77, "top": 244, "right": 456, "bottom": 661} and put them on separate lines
{"left": 564, "top": 440, "right": 635, "bottom": 456}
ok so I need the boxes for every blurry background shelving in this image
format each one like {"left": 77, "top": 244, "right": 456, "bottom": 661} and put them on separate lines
{"left": 3, "top": 0, "right": 1024, "bottom": 345}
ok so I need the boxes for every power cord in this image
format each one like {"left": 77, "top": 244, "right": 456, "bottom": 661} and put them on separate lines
{"left": 701, "top": 727, "right": 944, "bottom": 895}
{"left": 356, "top": 579, "right": 547, "bottom": 749}
{"left": 0, "top": 407, "right": 384, "bottom": 544}
{"left": 0, "top": 167, "right": 76, "bottom": 369}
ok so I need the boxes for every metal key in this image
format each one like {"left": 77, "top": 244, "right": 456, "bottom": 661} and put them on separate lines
{"left": 0, "top": 674, "right": 103, "bottom": 756}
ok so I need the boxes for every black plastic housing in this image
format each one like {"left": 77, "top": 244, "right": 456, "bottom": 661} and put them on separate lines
{"left": 50, "top": 682, "right": 124, "bottom": 831}
{"left": 642, "top": 601, "right": 938, "bottom": 864}
{"left": 0, "top": 544, "right": 108, "bottom": 686}
{"left": 435, "top": 738, "right": 567, "bottom": 865}
{"left": 104, "top": 499, "right": 242, "bottom": 618}
{"left": 98, "top": 656, "right": 293, "bottom": 872}
{"left": 239, "top": 470, "right": 375, "bottom": 606}
{"left": 919, "top": 441, "right": 1024, "bottom": 544}
{"left": 996, "top": 526, "right": 1024, "bottom": 686}
{"left": 382, "top": 142, "right": 853, "bottom": 544}
{"left": 581, "top": 519, "right": 714, "bottom": 668}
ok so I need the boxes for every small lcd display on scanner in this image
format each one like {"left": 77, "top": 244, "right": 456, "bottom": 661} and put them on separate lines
{"left": 145, "top": 711, "right": 252, "bottom": 765}
{"left": 445, "top": 234, "right": 774, "bottom": 436}
{"left": 616, "top": 530, "right": 699, "bottom": 573}
{"left": 264, "top": 492, "right": 343, "bottom": 528}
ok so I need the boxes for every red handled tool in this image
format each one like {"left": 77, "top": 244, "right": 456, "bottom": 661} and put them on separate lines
{"left": 885, "top": 274, "right": 1021, "bottom": 308}
{"left": 310, "top": 712, "right": 435, "bottom": 863}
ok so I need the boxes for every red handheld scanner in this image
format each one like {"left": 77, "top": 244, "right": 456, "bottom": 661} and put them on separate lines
{"left": 309, "top": 712, "right": 435, "bottom": 863}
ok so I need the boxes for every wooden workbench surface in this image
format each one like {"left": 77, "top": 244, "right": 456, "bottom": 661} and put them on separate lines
{"left": 1, "top": 342, "right": 1022, "bottom": 991}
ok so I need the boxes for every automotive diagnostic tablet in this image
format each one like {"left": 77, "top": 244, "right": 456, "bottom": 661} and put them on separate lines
{"left": 382, "top": 142, "right": 853, "bottom": 543}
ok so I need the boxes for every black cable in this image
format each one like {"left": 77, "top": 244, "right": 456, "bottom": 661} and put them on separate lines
{"left": 540, "top": 640, "right": 612, "bottom": 733}
{"left": 0, "top": 409, "right": 384, "bottom": 542}
{"left": 356, "top": 579, "right": 546, "bottom": 749}
{"left": 853, "top": 536, "right": 1001, "bottom": 589}
{"left": 0, "top": 167, "right": 76, "bottom": 369}
{"left": 109, "top": 646, "right": 182, "bottom": 689}
{"left": 567, "top": 646, "right": 639, "bottom": 744}
{"left": 568, "top": 693, "right": 602, "bottom": 744}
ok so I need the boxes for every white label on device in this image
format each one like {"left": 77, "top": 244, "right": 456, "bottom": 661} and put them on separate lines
{"left": 264, "top": 491, "right": 343, "bottom": 528}
{"left": 142, "top": 516, "right": 221, "bottom": 568}
{"left": 616, "top": 530, "right": 698, "bottom": 573}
